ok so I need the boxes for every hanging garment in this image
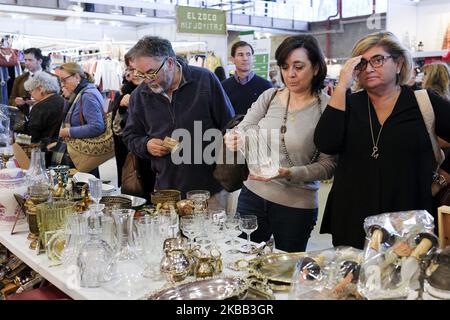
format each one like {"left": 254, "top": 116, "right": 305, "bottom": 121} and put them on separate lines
{"left": 206, "top": 53, "right": 222, "bottom": 73}
{"left": 0, "top": 67, "right": 9, "bottom": 105}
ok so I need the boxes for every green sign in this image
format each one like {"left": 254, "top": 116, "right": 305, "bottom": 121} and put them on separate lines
{"left": 176, "top": 6, "right": 227, "bottom": 35}
{"left": 253, "top": 54, "right": 269, "bottom": 79}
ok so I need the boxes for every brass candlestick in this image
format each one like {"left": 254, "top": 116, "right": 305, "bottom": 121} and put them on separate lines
{"left": 0, "top": 152, "right": 13, "bottom": 168}
{"left": 25, "top": 199, "right": 40, "bottom": 250}
{"left": 25, "top": 194, "right": 49, "bottom": 251}
{"left": 53, "top": 174, "right": 66, "bottom": 200}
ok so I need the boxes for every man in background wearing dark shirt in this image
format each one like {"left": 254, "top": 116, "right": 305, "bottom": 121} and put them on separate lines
{"left": 222, "top": 41, "right": 272, "bottom": 115}
{"left": 9, "top": 48, "right": 44, "bottom": 118}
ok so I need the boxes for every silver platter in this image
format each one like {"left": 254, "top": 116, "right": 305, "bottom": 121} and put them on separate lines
{"left": 146, "top": 277, "right": 247, "bottom": 300}
{"left": 118, "top": 194, "right": 147, "bottom": 208}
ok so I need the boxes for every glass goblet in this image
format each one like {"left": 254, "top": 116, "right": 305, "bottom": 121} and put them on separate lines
{"left": 239, "top": 215, "right": 258, "bottom": 253}
{"left": 88, "top": 178, "right": 102, "bottom": 204}
{"left": 180, "top": 215, "right": 200, "bottom": 248}
{"left": 224, "top": 216, "right": 241, "bottom": 254}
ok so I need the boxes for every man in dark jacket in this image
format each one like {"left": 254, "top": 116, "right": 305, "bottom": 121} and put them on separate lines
{"left": 9, "top": 48, "right": 44, "bottom": 118}
{"left": 222, "top": 41, "right": 272, "bottom": 115}
{"left": 123, "top": 36, "right": 235, "bottom": 202}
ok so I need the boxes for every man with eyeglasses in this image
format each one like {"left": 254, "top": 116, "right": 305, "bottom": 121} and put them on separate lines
{"left": 123, "top": 36, "right": 235, "bottom": 204}
{"left": 222, "top": 41, "right": 272, "bottom": 115}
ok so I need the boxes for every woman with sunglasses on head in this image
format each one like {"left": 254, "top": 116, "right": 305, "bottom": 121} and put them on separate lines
{"left": 314, "top": 31, "right": 450, "bottom": 249}
{"left": 54, "top": 62, "right": 105, "bottom": 177}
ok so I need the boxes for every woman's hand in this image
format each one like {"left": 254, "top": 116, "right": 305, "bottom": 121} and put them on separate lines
{"left": 337, "top": 55, "right": 363, "bottom": 91}
{"left": 224, "top": 129, "right": 243, "bottom": 152}
{"left": 59, "top": 128, "right": 71, "bottom": 139}
{"left": 47, "top": 142, "right": 57, "bottom": 151}
{"left": 248, "top": 168, "right": 292, "bottom": 181}
{"left": 328, "top": 55, "right": 363, "bottom": 111}
{"left": 120, "top": 94, "right": 131, "bottom": 107}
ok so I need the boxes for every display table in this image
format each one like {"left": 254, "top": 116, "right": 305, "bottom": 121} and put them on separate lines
{"left": 0, "top": 223, "right": 289, "bottom": 300}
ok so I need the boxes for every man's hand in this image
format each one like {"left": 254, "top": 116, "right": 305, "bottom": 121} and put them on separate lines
{"left": 147, "top": 138, "right": 170, "bottom": 157}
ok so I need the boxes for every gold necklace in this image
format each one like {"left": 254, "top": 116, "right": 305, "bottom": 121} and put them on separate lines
{"left": 368, "top": 96, "right": 383, "bottom": 159}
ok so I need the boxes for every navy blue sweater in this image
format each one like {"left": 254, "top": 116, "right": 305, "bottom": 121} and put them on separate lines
{"left": 222, "top": 75, "right": 272, "bottom": 115}
{"left": 122, "top": 59, "right": 235, "bottom": 197}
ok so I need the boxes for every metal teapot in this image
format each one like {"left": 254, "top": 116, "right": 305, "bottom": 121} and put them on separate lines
{"left": 194, "top": 255, "right": 215, "bottom": 279}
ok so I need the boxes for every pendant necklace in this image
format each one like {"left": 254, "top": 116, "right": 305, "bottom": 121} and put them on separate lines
{"left": 368, "top": 96, "right": 383, "bottom": 159}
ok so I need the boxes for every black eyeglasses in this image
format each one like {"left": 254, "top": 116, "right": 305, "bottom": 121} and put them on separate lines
{"left": 60, "top": 74, "right": 75, "bottom": 84}
{"left": 134, "top": 57, "right": 167, "bottom": 81}
{"left": 355, "top": 55, "right": 393, "bottom": 71}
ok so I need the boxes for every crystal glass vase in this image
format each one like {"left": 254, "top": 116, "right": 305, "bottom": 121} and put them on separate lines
{"left": 27, "top": 148, "right": 51, "bottom": 188}
{"left": 61, "top": 213, "right": 88, "bottom": 268}
{"left": 237, "top": 125, "right": 279, "bottom": 178}
{"left": 136, "top": 215, "right": 166, "bottom": 280}
{"left": 77, "top": 213, "right": 114, "bottom": 288}
{"left": 36, "top": 201, "right": 76, "bottom": 251}
{"left": 101, "top": 209, "right": 148, "bottom": 298}
{"left": 186, "top": 190, "right": 210, "bottom": 214}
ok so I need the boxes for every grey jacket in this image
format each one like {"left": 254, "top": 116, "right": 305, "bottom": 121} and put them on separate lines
{"left": 238, "top": 88, "right": 337, "bottom": 209}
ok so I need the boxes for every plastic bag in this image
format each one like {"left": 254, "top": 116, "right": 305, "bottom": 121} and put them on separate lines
{"left": 0, "top": 105, "right": 11, "bottom": 147}
{"left": 357, "top": 210, "right": 438, "bottom": 300}
{"left": 289, "top": 247, "right": 363, "bottom": 300}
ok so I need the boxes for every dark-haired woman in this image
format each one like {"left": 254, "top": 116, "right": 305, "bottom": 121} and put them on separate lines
{"left": 224, "top": 35, "right": 337, "bottom": 252}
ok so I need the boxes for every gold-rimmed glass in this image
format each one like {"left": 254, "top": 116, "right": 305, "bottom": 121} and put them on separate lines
{"left": 134, "top": 57, "right": 167, "bottom": 81}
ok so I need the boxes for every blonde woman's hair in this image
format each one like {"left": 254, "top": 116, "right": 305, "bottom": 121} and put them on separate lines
{"left": 351, "top": 31, "right": 412, "bottom": 91}
{"left": 422, "top": 62, "right": 450, "bottom": 100}
{"left": 59, "top": 62, "right": 94, "bottom": 83}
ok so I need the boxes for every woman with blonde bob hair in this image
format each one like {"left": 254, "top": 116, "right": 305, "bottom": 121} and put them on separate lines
{"left": 422, "top": 62, "right": 450, "bottom": 100}
{"left": 51, "top": 62, "right": 105, "bottom": 177}
{"left": 314, "top": 31, "right": 450, "bottom": 248}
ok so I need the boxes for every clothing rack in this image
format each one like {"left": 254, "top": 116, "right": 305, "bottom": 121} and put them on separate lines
{"left": 0, "top": 35, "right": 13, "bottom": 48}
{"left": 70, "top": 51, "right": 112, "bottom": 61}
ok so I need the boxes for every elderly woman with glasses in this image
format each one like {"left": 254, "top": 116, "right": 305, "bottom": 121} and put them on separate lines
{"left": 54, "top": 62, "right": 105, "bottom": 176}
{"left": 314, "top": 31, "right": 450, "bottom": 249}
{"left": 23, "top": 71, "right": 65, "bottom": 144}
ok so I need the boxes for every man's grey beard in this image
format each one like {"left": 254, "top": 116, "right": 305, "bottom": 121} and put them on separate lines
{"left": 148, "top": 83, "right": 164, "bottom": 94}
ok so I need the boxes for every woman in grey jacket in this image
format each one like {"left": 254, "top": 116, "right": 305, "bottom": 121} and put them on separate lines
{"left": 224, "top": 35, "right": 336, "bottom": 252}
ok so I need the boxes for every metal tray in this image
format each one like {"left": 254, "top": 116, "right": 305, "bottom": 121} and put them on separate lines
{"left": 118, "top": 194, "right": 147, "bottom": 208}
{"left": 145, "top": 277, "right": 247, "bottom": 300}
{"left": 245, "top": 252, "right": 307, "bottom": 289}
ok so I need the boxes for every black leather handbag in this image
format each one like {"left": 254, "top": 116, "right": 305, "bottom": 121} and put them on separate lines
{"left": 213, "top": 114, "right": 249, "bottom": 192}
{"left": 213, "top": 90, "right": 278, "bottom": 192}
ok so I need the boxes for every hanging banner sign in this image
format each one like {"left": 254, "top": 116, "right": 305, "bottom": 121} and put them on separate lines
{"left": 250, "top": 38, "right": 271, "bottom": 80}
{"left": 176, "top": 5, "right": 227, "bottom": 35}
